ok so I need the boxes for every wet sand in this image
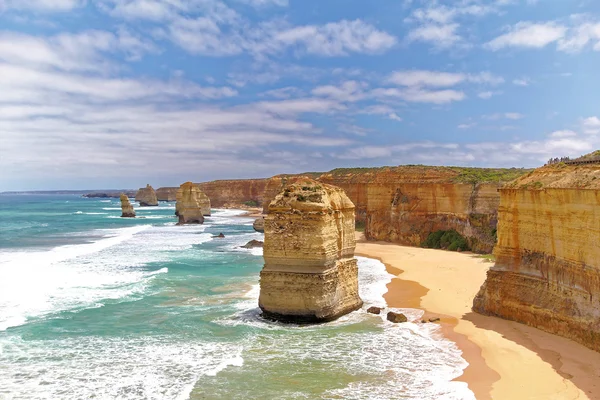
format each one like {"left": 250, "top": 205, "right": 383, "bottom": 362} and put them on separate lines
{"left": 355, "top": 233, "right": 600, "bottom": 400}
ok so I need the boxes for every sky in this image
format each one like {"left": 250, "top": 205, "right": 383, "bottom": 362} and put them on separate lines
{"left": 0, "top": 0, "right": 599, "bottom": 190}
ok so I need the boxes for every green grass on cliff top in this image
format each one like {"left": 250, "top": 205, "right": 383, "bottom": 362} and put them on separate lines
{"left": 448, "top": 167, "right": 532, "bottom": 184}
{"left": 323, "top": 165, "right": 531, "bottom": 184}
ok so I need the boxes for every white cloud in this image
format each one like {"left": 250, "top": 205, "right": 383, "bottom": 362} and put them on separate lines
{"left": 0, "top": 30, "right": 158, "bottom": 72}
{"left": 0, "top": 0, "right": 82, "bottom": 12}
{"left": 237, "top": 0, "right": 288, "bottom": 7}
{"left": 549, "top": 130, "right": 577, "bottom": 138}
{"left": 371, "top": 87, "right": 466, "bottom": 104}
{"left": 273, "top": 19, "right": 397, "bottom": 56}
{"left": 557, "top": 21, "right": 600, "bottom": 53}
{"left": 388, "top": 70, "right": 465, "bottom": 87}
{"left": 407, "top": 23, "right": 461, "bottom": 48}
{"left": 458, "top": 123, "right": 476, "bottom": 129}
{"left": 583, "top": 116, "right": 600, "bottom": 135}
{"left": 311, "top": 80, "right": 367, "bottom": 102}
{"left": 505, "top": 112, "right": 524, "bottom": 120}
{"left": 485, "top": 22, "right": 567, "bottom": 50}
{"left": 478, "top": 91, "right": 493, "bottom": 99}
{"left": 513, "top": 78, "right": 530, "bottom": 86}
{"left": 388, "top": 112, "right": 402, "bottom": 122}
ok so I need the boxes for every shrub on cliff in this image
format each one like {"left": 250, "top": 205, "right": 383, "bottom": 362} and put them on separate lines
{"left": 422, "top": 230, "right": 470, "bottom": 252}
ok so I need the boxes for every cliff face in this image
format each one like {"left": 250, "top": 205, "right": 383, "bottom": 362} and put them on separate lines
{"left": 120, "top": 194, "right": 135, "bottom": 218}
{"left": 135, "top": 184, "right": 158, "bottom": 206}
{"left": 176, "top": 182, "right": 205, "bottom": 225}
{"left": 473, "top": 163, "right": 600, "bottom": 351}
{"left": 259, "top": 178, "right": 363, "bottom": 322}
{"left": 156, "top": 187, "right": 178, "bottom": 201}
{"left": 197, "top": 179, "right": 268, "bottom": 208}
{"left": 197, "top": 167, "right": 527, "bottom": 253}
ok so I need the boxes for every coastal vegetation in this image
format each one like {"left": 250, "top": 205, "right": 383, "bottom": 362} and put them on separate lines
{"left": 422, "top": 230, "right": 470, "bottom": 252}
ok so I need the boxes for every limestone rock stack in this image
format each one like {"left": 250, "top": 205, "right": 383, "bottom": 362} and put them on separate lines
{"left": 120, "top": 194, "right": 135, "bottom": 218}
{"left": 252, "top": 217, "right": 264, "bottom": 233}
{"left": 155, "top": 187, "right": 178, "bottom": 201}
{"left": 176, "top": 182, "right": 208, "bottom": 225}
{"left": 175, "top": 183, "right": 211, "bottom": 217}
{"left": 473, "top": 161, "right": 600, "bottom": 351}
{"left": 259, "top": 178, "right": 363, "bottom": 322}
{"left": 135, "top": 184, "right": 158, "bottom": 207}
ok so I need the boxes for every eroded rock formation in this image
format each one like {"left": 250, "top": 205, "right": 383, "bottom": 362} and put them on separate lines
{"left": 135, "top": 184, "right": 158, "bottom": 207}
{"left": 175, "top": 184, "right": 211, "bottom": 217}
{"left": 473, "top": 162, "right": 600, "bottom": 351}
{"left": 259, "top": 179, "right": 363, "bottom": 322}
{"left": 156, "top": 187, "right": 178, "bottom": 201}
{"left": 252, "top": 217, "right": 264, "bottom": 233}
{"left": 120, "top": 194, "right": 135, "bottom": 218}
{"left": 197, "top": 179, "right": 268, "bottom": 208}
{"left": 175, "top": 182, "right": 205, "bottom": 225}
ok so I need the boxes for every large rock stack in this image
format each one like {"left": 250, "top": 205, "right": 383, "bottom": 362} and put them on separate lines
{"left": 259, "top": 178, "right": 363, "bottom": 323}
{"left": 175, "top": 183, "right": 211, "bottom": 217}
{"left": 135, "top": 184, "right": 158, "bottom": 207}
{"left": 120, "top": 194, "right": 135, "bottom": 218}
{"left": 176, "top": 182, "right": 208, "bottom": 225}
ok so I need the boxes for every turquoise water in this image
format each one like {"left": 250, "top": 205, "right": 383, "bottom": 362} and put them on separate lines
{"left": 0, "top": 195, "right": 474, "bottom": 400}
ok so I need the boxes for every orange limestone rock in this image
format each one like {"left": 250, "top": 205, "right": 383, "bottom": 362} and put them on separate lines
{"left": 175, "top": 182, "right": 206, "bottom": 225}
{"left": 135, "top": 184, "right": 158, "bottom": 207}
{"left": 259, "top": 178, "right": 363, "bottom": 322}
{"left": 473, "top": 161, "right": 600, "bottom": 351}
{"left": 155, "top": 187, "right": 178, "bottom": 201}
{"left": 120, "top": 194, "right": 135, "bottom": 218}
{"left": 175, "top": 183, "right": 211, "bottom": 217}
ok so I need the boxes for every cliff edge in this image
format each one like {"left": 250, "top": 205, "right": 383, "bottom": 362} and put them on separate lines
{"left": 473, "top": 160, "right": 600, "bottom": 351}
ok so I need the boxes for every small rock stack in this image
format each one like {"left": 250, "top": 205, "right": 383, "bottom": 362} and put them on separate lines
{"left": 120, "top": 194, "right": 135, "bottom": 218}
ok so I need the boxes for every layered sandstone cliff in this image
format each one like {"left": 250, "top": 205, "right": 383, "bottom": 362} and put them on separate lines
{"left": 197, "top": 179, "right": 268, "bottom": 208}
{"left": 156, "top": 187, "right": 178, "bottom": 201}
{"left": 120, "top": 194, "right": 135, "bottom": 218}
{"left": 175, "top": 183, "right": 211, "bottom": 217}
{"left": 259, "top": 179, "right": 363, "bottom": 322}
{"left": 135, "top": 184, "right": 158, "bottom": 206}
{"left": 473, "top": 162, "right": 600, "bottom": 351}
{"left": 196, "top": 167, "right": 527, "bottom": 253}
{"left": 176, "top": 182, "right": 205, "bottom": 225}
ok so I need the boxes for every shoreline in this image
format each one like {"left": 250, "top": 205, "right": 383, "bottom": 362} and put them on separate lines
{"left": 355, "top": 233, "right": 600, "bottom": 400}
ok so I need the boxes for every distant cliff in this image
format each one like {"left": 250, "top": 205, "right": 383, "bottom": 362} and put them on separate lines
{"left": 156, "top": 187, "right": 178, "bottom": 201}
{"left": 473, "top": 162, "right": 600, "bottom": 351}
{"left": 198, "top": 167, "right": 528, "bottom": 253}
{"left": 197, "top": 179, "right": 269, "bottom": 208}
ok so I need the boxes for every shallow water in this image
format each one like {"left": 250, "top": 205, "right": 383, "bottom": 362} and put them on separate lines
{"left": 0, "top": 195, "right": 474, "bottom": 399}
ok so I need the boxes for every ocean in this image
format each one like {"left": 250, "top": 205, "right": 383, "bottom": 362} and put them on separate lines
{"left": 0, "top": 195, "right": 475, "bottom": 400}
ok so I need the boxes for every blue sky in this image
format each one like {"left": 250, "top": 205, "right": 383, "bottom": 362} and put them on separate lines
{"left": 0, "top": 0, "right": 599, "bottom": 190}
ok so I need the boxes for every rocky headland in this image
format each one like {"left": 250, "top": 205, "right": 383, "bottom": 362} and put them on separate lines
{"left": 259, "top": 178, "right": 363, "bottom": 323}
{"left": 473, "top": 161, "right": 600, "bottom": 351}
{"left": 120, "top": 194, "right": 135, "bottom": 218}
{"left": 176, "top": 182, "right": 206, "bottom": 225}
{"left": 135, "top": 184, "right": 158, "bottom": 207}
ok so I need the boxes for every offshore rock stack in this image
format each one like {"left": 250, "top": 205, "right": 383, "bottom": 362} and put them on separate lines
{"left": 259, "top": 178, "right": 363, "bottom": 323}
{"left": 135, "top": 184, "right": 158, "bottom": 207}
{"left": 120, "top": 194, "right": 135, "bottom": 218}
{"left": 175, "top": 182, "right": 209, "bottom": 225}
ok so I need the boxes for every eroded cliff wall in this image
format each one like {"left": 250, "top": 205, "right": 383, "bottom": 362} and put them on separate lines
{"left": 197, "top": 166, "right": 527, "bottom": 253}
{"left": 259, "top": 179, "right": 363, "bottom": 322}
{"left": 197, "top": 179, "right": 268, "bottom": 208}
{"left": 156, "top": 187, "right": 178, "bottom": 201}
{"left": 474, "top": 163, "right": 600, "bottom": 351}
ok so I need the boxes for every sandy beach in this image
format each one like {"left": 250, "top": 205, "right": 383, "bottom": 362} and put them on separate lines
{"left": 355, "top": 233, "right": 600, "bottom": 400}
